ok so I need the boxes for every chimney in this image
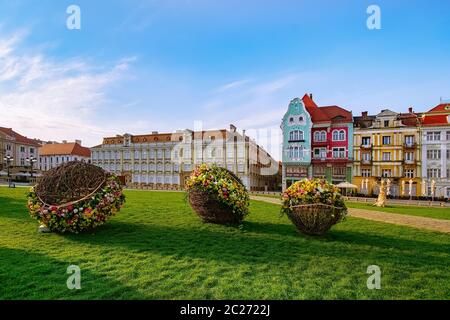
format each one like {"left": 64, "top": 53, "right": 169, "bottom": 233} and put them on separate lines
{"left": 229, "top": 124, "right": 237, "bottom": 132}
{"left": 408, "top": 107, "right": 413, "bottom": 113}
{"left": 361, "top": 111, "right": 368, "bottom": 117}
{"left": 75, "top": 139, "right": 82, "bottom": 145}
{"left": 309, "top": 93, "right": 313, "bottom": 100}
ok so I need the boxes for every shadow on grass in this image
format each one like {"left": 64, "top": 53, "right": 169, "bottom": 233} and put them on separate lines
{"left": 0, "top": 246, "right": 140, "bottom": 299}
{"left": 63, "top": 219, "right": 450, "bottom": 267}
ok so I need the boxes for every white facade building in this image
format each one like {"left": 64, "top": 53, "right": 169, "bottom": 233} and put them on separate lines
{"left": 91, "top": 125, "right": 280, "bottom": 191}
{"left": 38, "top": 141, "right": 91, "bottom": 171}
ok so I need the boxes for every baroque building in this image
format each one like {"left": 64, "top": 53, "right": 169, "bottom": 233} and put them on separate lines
{"left": 353, "top": 108, "right": 422, "bottom": 197}
{"left": 91, "top": 125, "right": 280, "bottom": 191}
{"left": 281, "top": 94, "right": 353, "bottom": 190}
{"left": 420, "top": 101, "right": 450, "bottom": 198}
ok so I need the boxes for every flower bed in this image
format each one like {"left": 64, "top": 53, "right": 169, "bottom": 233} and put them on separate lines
{"left": 27, "top": 162, "right": 125, "bottom": 233}
{"left": 185, "top": 164, "right": 249, "bottom": 224}
{"left": 281, "top": 179, "right": 347, "bottom": 235}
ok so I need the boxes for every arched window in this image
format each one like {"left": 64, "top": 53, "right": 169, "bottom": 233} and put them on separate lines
{"left": 332, "top": 130, "right": 339, "bottom": 141}
{"left": 299, "top": 116, "right": 304, "bottom": 122}
{"left": 289, "top": 131, "right": 294, "bottom": 141}
{"left": 298, "top": 130, "right": 304, "bottom": 141}
{"left": 294, "top": 147, "right": 299, "bottom": 158}
{"left": 314, "top": 131, "right": 320, "bottom": 142}
{"left": 289, "top": 117, "right": 294, "bottom": 123}
{"left": 288, "top": 147, "right": 294, "bottom": 158}
{"left": 339, "top": 130, "right": 345, "bottom": 141}
{"left": 320, "top": 131, "right": 326, "bottom": 141}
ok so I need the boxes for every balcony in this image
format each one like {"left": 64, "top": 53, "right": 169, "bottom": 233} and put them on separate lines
{"left": 288, "top": 139, "right": 305, "bottom": 143}
{"left": 311, "top": 157, "right": 352, "bottom": 164}
{"left": 361, "top": 159, "right": 372, "bottom": 165}
{"left": 360, "top": 144, "right": 372, "bottom": 149}
{"left": 402, "top": 159, "right": 416, "bottom": 166}
{"left": 403, "top": 142, "right": 417, "bottom": 149}
{"left": 312, "top": 140, "right": 328, "bottom": 146}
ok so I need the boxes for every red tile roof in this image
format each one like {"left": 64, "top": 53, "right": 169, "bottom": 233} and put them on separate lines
{"left": 422, "top": 103, "right": 450, "bottom": 126}
{"left": 301, "top": 94, "right": 352, "bottom": 123}
{"left": 0, "top": 127, "right": 41, "bottom": 147}
{"left": 39, "top": 143, "right": 91, "bottom": 158}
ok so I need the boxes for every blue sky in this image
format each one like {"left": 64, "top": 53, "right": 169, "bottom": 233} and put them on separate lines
{"left": 0, "top": 0, "right": 449, "bottom": 160}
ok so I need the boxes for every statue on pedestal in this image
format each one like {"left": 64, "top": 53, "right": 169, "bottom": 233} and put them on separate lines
{"left": 373, "top": 179, "right": 387, "bottom": 207}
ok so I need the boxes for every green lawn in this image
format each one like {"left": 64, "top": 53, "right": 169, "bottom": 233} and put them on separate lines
{"left": 346, "top": 201, "right": 450, "bottom": 220}
{"left": 1, "top": 187, "right": 450, "bottom": 299}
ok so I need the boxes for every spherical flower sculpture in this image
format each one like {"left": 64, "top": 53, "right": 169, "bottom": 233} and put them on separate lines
{"left": 281, "top": 179, "right": 347, "bottom": 235}
{"left": 27, "top": 161, "right": 125, "bottom": 233}
{"left": 185, "top": 164, "right": 250, "bottom": 224}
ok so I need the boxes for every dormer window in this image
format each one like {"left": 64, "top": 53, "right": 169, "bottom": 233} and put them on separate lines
{"left": 289, "top": 117, "right": 294, "bottom": 123}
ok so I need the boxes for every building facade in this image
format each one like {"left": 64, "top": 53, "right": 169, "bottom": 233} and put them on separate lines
{"left": 91, "top": 125, "right": 280, "bottom": 191}
{"left": 281, "top": 94, "right": 353, "bottom": 190}
{"left": 0, "top": 127, "right": 40, "bottom": 175}
{"left": 353, "top": 108, "right": 422, "bottom": 197}
{"left": 38, "top": 140, "right": 91, "bottom": 171}
{"left": 421, "top": 101, "right": 450, "bottom": 198}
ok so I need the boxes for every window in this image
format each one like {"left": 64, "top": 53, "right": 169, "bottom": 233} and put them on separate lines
{"left": 6, "top": 144, "right": 11, "bottom": 151}
{"left": 404, "top": 152, "right": 414, "bottom": 162}
{"left": 404, "top": 135, "right": 414, "bottom": 146}
{"left": 447, "top": 131, "right": 450, "bottom": 141}
{"left": 447, "top": 188, "right": 450, "bottom": 199}
{"left": 289, "top": 117, "right": 294, "bottom": 123}
{"left": 227, "top": 164, "right": 233, "bottom": 171}
{"left": 382, "top": 136, "right": 391, "bottom": 145}
{"left": 427, "top": 150, "right": 441, "bottom": 160}
{"left": 20, "top": 146, "right": 25, "bottom": 153}
{"left": 237, "top": 146, "right": 244, "bottom": 157}
{"left": 134, "top": 150, "right": 140, "bottom": 159}
{"left": 362, "top": 137, "right": 371, "bottom": 146}
{"left": 381, "top": 169, "right": 392, "bottom": 177}
{"left": 30, "top": 148, "right": 34, "bottom": 154}
{"left": 314, "top": 131, "right": 326, "bottom": 142}
{"left": 361, "top": 169, "right": 371, "bottom": 177}
{"left": 157, "top": 149, "right": 163, "bottom": 158}
{"left": 332, "top": 148, "right": 345, "bottom": 158}
{"left": 173, "top": 164, "right": 179, "bottom": 172}
{"left": 156, "top": 163, "right": 163, "bottom": 171}
{"left": 313, "top": 148, "right": 326, "bottom": 159}
{"left": 237, "top": 164, "right": 245, "bottom": 172}
{"left": 382, "top": 152, "right": 391, "bottom": 161}
{"left": 426, "top": 131, "right": 441, "bottom": 141}
{"left": 427, "top": 168, "right": 441, "bottom": 178}
{"left": 384, "top": 120, "right": 390, "bottom": 127}
{"left": 313, "top": 166, "right": 326, "bottom": 176}
{"left": 447, "top": 150, "right": 450, "bottom": 159}
{"left": 183, "top": 164, "right": 191, "bottom": 171}
{"left": 362, "top": 153, "right": 371, "bottom": 162}
{"left": 289, "top": 130, "right": 304, "bottom": 141}
{"left": 332, "top": 130, "right": 345, "bottom": 141}
{"left": 333, "top": 166, "right": 346, "bottom": 176}
{"left": 165, "top": 149, "right": 170, "bottom": 158}
{"left": 405, "top": 169, "right": 414, "bottom": 178}
{"left": 299, "top": 116, "right": 304, "bottom": 122}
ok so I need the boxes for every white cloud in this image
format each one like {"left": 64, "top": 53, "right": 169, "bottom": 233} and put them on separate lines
{"left": 0, "top": 30, "right": 135, "bottom": 147}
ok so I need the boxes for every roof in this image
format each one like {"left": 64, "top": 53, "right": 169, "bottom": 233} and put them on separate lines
{"left": 301, "top": 94, "right": 352, "bottom": 123}
{"left": 0, "top": 127, "right": 41, "bottom": 147}
{"left": 39, "top": 143, "right": 91, "bottom": 157}
{"left": 422, "top": 103, "right": 450, "bottom": 126}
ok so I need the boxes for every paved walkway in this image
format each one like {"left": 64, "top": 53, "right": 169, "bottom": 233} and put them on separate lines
{"left": 250, "top": 196, "right": 450, "bottom": 234}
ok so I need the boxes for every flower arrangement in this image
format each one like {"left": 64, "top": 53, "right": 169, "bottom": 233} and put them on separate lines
{"left": 27, "top": 174, "right": 125, "bottom": 233}
{"left": 281, "top": 179, "right": 347, "bottom": 235}
{"left": 185, "top": 164, "right": 250, "bottom": 223}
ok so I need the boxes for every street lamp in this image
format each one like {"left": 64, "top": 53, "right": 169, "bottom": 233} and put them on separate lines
{"left": 3, "top": 155, "right": 14, "bottom": 187}
{"left": 26, "top": 156, "right": 37, "bottom": 179}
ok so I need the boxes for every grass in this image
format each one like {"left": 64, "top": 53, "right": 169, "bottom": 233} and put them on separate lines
{"left": 1, "top": 187, "right": 450, "bottom": 299}
{"left": 345, "top": 201, "right": 450, "bottom": 220}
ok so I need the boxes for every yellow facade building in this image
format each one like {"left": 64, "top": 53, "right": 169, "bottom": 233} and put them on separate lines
{"left": 353, "top": 109, "right": 422, "bottom": 197}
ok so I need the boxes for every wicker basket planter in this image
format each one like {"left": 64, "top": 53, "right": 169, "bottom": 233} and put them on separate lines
{"left": 281, "top": 179, "right": 347, "bottom": 236}
{"left": 188, "top": 189, "right": 243, "bottom": 224}
{"left": 185, "top": 164, "right": 249, "bottom": 225}
{"left": 286, "top": 204, "right": 346, "bottom": 235}
{"left": 27, "top": 161, "right": 125, "bottom": 233}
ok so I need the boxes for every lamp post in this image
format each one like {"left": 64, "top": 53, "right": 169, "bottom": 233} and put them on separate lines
{"left": 26, "top": 156, "right": 37, "bottom": 179}
{"left": 3, "top": 155, "right": 14, "bottom": 187}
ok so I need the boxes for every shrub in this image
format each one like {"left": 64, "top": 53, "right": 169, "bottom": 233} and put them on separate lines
{"left": 185, "top": 164, "right": 249, "bottom": 223}
{"left": 281, "top": 179, "right": 347, "bottom": 235}
{"left": 27, "top": 161, "right": 125, "bottom": 233}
